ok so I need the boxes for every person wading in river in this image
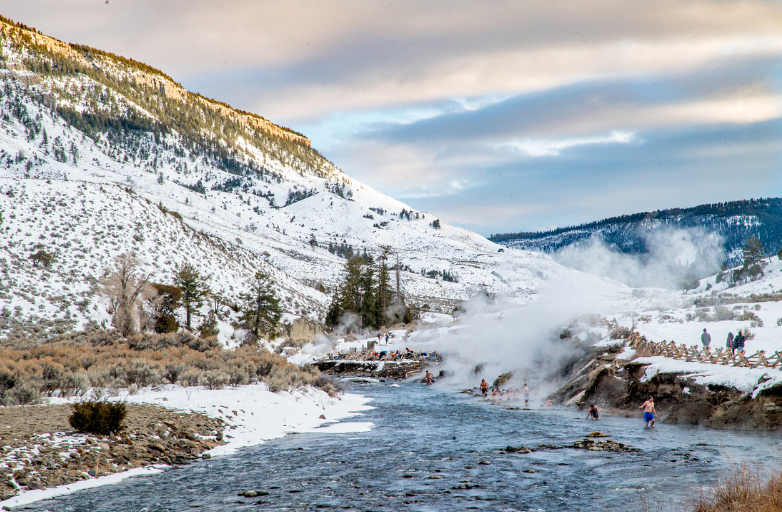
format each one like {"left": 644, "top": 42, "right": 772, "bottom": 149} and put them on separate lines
{"left": 480, "top": 379, "right": 489, "bottom": 397}
{"left": 639, "top": 397, "right": 657, "bottom": 427}
{"left": 424, "top": 370, "right": 434, "bottom": 386}
{"left": 585, "top": 404, "right": 600, "bottom": 420}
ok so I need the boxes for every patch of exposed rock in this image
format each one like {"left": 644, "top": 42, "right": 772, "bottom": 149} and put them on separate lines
{"left": 549, "top": 343, "right": 782, "bottom": 430}
{"left": 0, "top": 403, "right": 224, "bottom": 501}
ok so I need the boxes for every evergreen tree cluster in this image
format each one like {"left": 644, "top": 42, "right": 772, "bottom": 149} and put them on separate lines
{"left": 116, "top": 261, "right": 283, "bottom": 341}
{"left": 399, "top": 208, "right": 422, "bottom": 221}
{"left": 327, "top": 242, "right": 371, "bottom": 260}
{"left": 325, "top": 254, "right": 411, "bottom": 330}
{"left": 284, "top": 187, "right": 317, "bottom": 206}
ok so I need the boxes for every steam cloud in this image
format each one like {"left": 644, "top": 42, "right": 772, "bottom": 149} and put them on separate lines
{"left": 407, "top": 294, "right": 601, "bottom": 401}
{"left": 552, "top": 227, "right": 724, "bottom": 289}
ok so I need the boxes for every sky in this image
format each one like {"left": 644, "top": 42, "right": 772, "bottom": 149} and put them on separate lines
{"left": 1, "top": 0, "right": 781, "bottom": 236}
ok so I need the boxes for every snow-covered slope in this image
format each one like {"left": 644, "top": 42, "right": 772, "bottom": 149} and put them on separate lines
{"left": 0, "top": 16, "right": 630, "bottom": 339}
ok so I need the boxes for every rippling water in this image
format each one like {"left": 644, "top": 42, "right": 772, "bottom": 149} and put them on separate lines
{"left": 27, "top": 380, "right": 782, "bottom": 512}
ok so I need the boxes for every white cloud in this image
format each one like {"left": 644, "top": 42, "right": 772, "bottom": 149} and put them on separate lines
{"left": 502, "top": 131, "right": 636, "bottom": 157}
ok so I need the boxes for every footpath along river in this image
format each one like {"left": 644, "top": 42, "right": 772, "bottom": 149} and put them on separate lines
{"left": 21, "top": 379, "right": 782, "bottom": 512}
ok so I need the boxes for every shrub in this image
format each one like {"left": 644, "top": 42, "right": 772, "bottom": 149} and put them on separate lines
{"left": 312, "top": 373, "right": 342, "bottom": 397}
{"left": 41, "top": 363, "right": 64, "bottom": 395}
{"left": 3, "top": 379, "right": 41, "bottom": 405}
{"left": 69, "top": 400, "right": 127, "bottom": 435}
{"left": 126, "top": 359, "right": 160, "bottom": 387}
{"left": 738, "top": 311, "right": 764, "bottom": 327}
{"left": 777, "top": 318, "right": 782, "bottom": 327}
{"left": 199, "top": 370, "right": 229, "bottom": 390}
{"left": 228, "top": 366, "right": 249, "bottom": 387}
{"left": 609, "top": 326, "right": 633, "bottom": 340}
{"left": 61, "top": 372, "right": 90, "bottom": 397}
{"left": 164, "top": 363, "right": 187, "bottom": 384}
{"left": 179, "top": 369, "right": 203, "bottom": 387}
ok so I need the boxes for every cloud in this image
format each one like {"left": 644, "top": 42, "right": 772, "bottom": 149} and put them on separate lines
{"left": 2, "top": 0, "right": 781, "bottom": 236}
{"left": 501, "top": 131, "right": 636, "bottom": 157}
{"left": 4, "top": 1, "right": 782, "bottom": 121}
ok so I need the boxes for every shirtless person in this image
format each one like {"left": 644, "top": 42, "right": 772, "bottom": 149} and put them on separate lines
{"left": 585, "top": 404, "right": 600, "bottom": 420}
{"left": 424, "top": 370, "right": 434, "bottom": 385}
{"left": 639, "top": 397, "right": 657, "bottom": 427}
{"left": 480, "top": 379, "right": 489, "bottom": 397}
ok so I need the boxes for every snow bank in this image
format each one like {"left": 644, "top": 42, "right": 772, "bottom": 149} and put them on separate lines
{"left": 635, "top": 356, "right": 782, "bottom": 397}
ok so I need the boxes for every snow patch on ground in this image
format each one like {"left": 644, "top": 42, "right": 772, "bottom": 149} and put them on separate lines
{"left": 635, "top": 356, "right": 782, "bottom": 396}
{"left": 6, "top": 384, "right": 372, "bottom": 508}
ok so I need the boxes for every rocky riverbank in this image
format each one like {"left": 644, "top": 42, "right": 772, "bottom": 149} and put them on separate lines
{"left": 550, "top": 342, "right": 782, "bottom": 430}
{"left": 0, "top": 404, "right": 224, "bottom": 501}
{"left": 315, "top": 360, "right": 426, "bottom": 379}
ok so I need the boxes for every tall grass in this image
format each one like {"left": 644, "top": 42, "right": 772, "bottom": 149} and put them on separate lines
{"left": 693, "top": 464, "right": 782, "bottom": 512}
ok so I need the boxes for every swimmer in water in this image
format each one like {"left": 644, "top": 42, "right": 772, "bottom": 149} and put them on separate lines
{"left": 586, "top": 404, "right": 600, "bottom": 420}
{"left": 424, "top": 370, "right": 434, "bottom": 385}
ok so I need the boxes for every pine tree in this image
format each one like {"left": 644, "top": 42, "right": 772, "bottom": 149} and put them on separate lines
{"left": 239, "top": 271, "right": 281, "bottom": 341}
{"left": 174, "top": 263, "right": 209, "bottom": 330}
{"left": 360, "top": 255, "right": 378, "bottom": 329}
{"left": 732, "top": 237, "right": 767, "bottom": 284}
{"left": 375, "top": 250, "right": 395, "bottom": 326}
{"left": 198, "top": 310, "right": 220, "bottom": 338}
{"left": 151, "top": 283, "right": 182, "bottom": 333}
{"left": 326, "top": 256, "right": 368, "bottom": 329}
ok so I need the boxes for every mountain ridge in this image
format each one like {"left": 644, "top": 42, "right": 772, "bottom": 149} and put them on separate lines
{"left": 490, "top": 197, "right": 782, "bottom": 267}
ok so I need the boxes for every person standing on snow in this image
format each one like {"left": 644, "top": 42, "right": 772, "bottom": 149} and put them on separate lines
{"left": 734, "top": 331, "right": 746, "bottom": 354}
{"left": 726, "top": 332, "right": 734, "bottom": 355}
{"left": 701, "top": 328, "right": 711, "bottom": 349}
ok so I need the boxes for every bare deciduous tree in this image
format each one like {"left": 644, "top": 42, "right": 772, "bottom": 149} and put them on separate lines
{"left": 101, "top": 253, "right": 155, "bottom": 336}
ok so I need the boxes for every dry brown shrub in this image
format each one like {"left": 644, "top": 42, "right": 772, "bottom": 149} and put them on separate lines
{"left": 693, "top": 464, "right": 782, "bottom": 512}
{"left": 0, "top": 328, "right": 325, "bottom": 396}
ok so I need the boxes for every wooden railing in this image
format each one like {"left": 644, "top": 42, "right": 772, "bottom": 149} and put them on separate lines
{"left": 626, "top": 332, "right": 782, "bottom": 370}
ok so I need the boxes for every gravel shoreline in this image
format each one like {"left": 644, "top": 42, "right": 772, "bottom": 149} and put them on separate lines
{"left": 0, "top": 403, "right": 225, "bottom": 501}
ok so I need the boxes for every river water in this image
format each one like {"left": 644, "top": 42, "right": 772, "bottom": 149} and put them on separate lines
{"left": 24, "top": 379, "right": 782, "bottom": 512}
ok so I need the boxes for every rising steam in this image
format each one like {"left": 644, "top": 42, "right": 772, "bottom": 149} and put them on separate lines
{"left": 552, "top": 227, "right": 724, "bottom": 289}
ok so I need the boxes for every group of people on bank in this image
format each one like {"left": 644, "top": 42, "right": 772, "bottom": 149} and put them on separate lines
{"left": 700, "top": 328, "right": 748, "bottom": 355}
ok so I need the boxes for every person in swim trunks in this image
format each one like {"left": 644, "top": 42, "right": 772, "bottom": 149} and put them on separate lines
{"left": 639, "top": 397, "right": 656, "bottom": 427}
{"left": 585, "top": 404, "right": 600, "bottom": 420}
{"left": 480, "top": 379, "right": 489, "bottom": 396}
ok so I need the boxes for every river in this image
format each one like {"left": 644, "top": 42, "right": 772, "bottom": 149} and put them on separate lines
{"left": 23, "top": 379, "right": 782, "bottom": 512}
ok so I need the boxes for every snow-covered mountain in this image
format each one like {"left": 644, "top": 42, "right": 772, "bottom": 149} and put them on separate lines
{"left": 0, "top": 15, "right": 629, "bottom": 341}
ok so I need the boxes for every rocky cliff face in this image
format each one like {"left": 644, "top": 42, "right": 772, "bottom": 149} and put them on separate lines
{"left": 551, "top": 344, "right": 782, "bottom": 430}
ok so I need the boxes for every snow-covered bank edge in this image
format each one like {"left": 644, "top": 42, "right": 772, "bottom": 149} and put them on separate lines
{"left": 2, "top": 383, "right": 373, "bottom": 508}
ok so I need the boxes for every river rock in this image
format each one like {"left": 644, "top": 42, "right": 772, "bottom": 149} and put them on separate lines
{"left": 586, "top": 431, "right": 610, "bottom": 438}
{"left": 429, "top": 475, "right": 443, "bottom": 479}
{"left": 573, "top": 438, "right": 638, "bottom": 452}
{"left": 479, "top": 460, "right": 491, "bottom": 465}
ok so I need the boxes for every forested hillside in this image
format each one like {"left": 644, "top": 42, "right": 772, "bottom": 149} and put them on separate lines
{"left": 490, "top": 198, "right": 782, "bottom": 267}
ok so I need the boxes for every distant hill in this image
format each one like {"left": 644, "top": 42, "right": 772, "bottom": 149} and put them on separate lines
{"left": 490, "top": 198, "right": 782, "bottom": 267}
